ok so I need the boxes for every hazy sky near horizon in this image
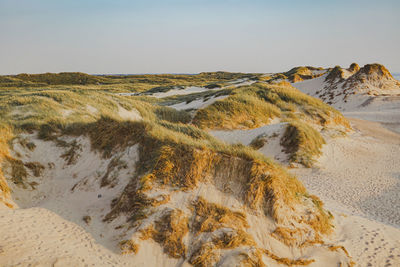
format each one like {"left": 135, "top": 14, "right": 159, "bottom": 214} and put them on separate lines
{"left": 1, "top": 0, "right": 399, "bottom": 74}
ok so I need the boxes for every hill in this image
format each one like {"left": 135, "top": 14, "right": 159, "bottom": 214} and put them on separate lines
{"left": 292, "top": 63, "right": 400, "bottom": 110}
{"left": 0, "top": 77, "right": 353, "bottom": 266}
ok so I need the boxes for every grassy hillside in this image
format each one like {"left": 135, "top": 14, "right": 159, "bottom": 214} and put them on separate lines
{"left": 193, "top": 82, "right": 347, "bottom": 129}
{"left": 0, "top": 74, "right": 353, "bottom": 265}
{"left": 0, "top": 86, "right": 332, "bottom": 220}
{"left": 0, "top": 71, "right": 261, "bottom": 93}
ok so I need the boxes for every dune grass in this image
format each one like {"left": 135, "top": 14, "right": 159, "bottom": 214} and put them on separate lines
{"left": 119, "top": 240, "right": 139, "bottom": 255}
{"left": 193, "top": 94, "right": 281, "bottom": 129}
{"left": 193, "top": 82, "right": 348, "bottom": 130}
{"left": 0, "top": 75, "right": 343, "bottom": 264}
{"left": 0, "top": 71, "right": 261, "bottom": 93}
{"left": 12, "top": 72, "right": 108, "bottom": 85}
{"left": 249, "top": 134, "right": 269, "bottom": 150}
{"left": 139, "top": 209, "right": 189, "bottom": 258}
{"left": 191, "top": 196, "right": 248, "bottom": 233}
{"left": 0, "top": 85, "right": 333, "bottom": 231}
{"left": 281, "top": 121, "right": 326, "bottom": 167}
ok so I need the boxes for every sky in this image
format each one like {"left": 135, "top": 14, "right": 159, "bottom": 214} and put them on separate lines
{"left": 0, "top": 0, "right": 399, "bottom": 74}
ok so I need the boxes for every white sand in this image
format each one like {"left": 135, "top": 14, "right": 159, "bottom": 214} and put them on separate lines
{"left": 168, "top": 95, "right": 228, "bottom": 110}
{"left": 151, "top": 86, "right": 211, "bottom": 98}
{"left": 209, "top": 120, "right": 288, "bottom": 163}
{"left": 292, "top": 119, "right": 400, "bottom": 226}
{"left": 0, "top": 130, "right": 353, "bottom": 266}
{"left": 0, "top": 135, "right": 187, "bottom": 266}
{"left": 290, "top": 75, "right": 400, "bottom": 266}
{"left": 2, "top": 74, "right": 399, "bottom": 266}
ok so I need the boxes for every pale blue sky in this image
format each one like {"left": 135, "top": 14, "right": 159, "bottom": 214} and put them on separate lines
{"left": 0, "top": 0, "right": 399, "bottom": 74}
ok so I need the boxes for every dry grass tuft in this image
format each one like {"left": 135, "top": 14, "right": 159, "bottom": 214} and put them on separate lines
{"left": 139, "top": 209, "right": 189, "bottom": 259}
{"left": 262, "top": 248, "right": 315, "bottom": 266}
{"left": 18, "top": 137, "right": 36, "bottom": 151}
{"left": 6, "top": 158, "right": 44, "bottom": 189}
{"left": 189, "top": 242, "right": 221, "bottom": 267}
{"left": 212, "top": 229, "right": 255, "bottom": 249}
{"left": 189, "top": 229, "right": 257, "bottom": 266}
{"left": 119, "top": 240, "right": 139, "bottom": 255}
{"left": 142, "top": 144, "right": 216, "bottom": 190}
{"left": 100, "top": 156, "right": 127, "bottom": 187}
{"left": 281, "top": 121, "right": 325, "bottom": 167}
{"left": 7, "top": 158, "right": 28, "bottom": 188}
{"left": 249, "top": 134, "right": 269, "bottom": 150}
{"left": 139, "top": 225, "right": 156, "bottom": 240}
{"left": 153, "top": 209, "right": 189, "bottom": 258}
{"left": 271, "top": 226, "right": 325, "bottom": 247}
{"left": 191, "top": 196, "right": 248, "bottom": 233}
{"left": 60, "top": 140, "right": 82, "bottom": 165}
{"left": 24, "top": 162, "right": 45, "bottom": 177}
{"left": 240, "top": 249, "right": 265, "bottom": 267}
{"left": 328, "top": 246, "right": 356, "bottom": 266}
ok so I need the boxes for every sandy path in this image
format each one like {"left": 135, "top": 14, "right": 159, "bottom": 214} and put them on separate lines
{"left": 346, "top": 118, "right": 400, "bottom": 144}
{"left": 291, "top": 117, "right": 400, "bottom": 266}
{"left": 0, "top": 208, "right": 127, "bottom": 267}
{"left": 333, "top": 214, "right": 400, "bottom": 267}
{"left": 0, "top": 207, "right": 185, "bottom": 267}
{"left": 293, "top": 119, "right": 400, "bottom": 226}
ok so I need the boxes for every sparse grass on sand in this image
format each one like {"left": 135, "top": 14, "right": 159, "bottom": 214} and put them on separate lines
{"left": 0, "top": 72, "right": 348, "bottom": 264}
{"left": 0, "top": 77, "right": 334, "bottom": 231}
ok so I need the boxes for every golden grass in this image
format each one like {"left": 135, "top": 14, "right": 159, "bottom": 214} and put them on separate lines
{"left": 153, "top": 209, "right": 189, "bottom": 258}
{"left": 140, "top": 209, "right": 189, "bottom": 258}
{"left": 193, "top": 82, "right": 349, "bottom": 131}
{"left": 262, "top": 248, "right": 315, "bottom": 266}
{"left": 189, "top": 230, "right": 257, "bottom": 267}
{"left": 328, "top": 246, "right": 356, "bottom": 267}
{"left": 0, "top": 78, "right": 340, "bottom": 258}
{"left": 189, "top": 242, "right": 221, "bottom": 267}
{"left": 188, "top": 198, "right": 258, "bottom": 266}
{"left": 193, "top": 94, "right": 281, "bottom": 129}
{"left": 213, "top": 229, "right": 255, "bottom": 248}
{"left": 191, "top": 196, "right": 248, "bottom": 233}
{"left": 240, "top": 249, "right": 265, "bottom": 267}
{"left": 325, "top": 66, "right": 345, "bottom": 82}
{"left": 0, "top": 94, "right": 334, "bottom": 250}
{"left": 280, "top": 120, "right": 326, "bottom": 167}
{"left": 139, "top": 225, "right": 156, "bottom": 240}
{"left": 119, "top": 240, "right": 139, "bottom": 255}
{"left": 0, "top": 125, "right": 13, "bottom": 205}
